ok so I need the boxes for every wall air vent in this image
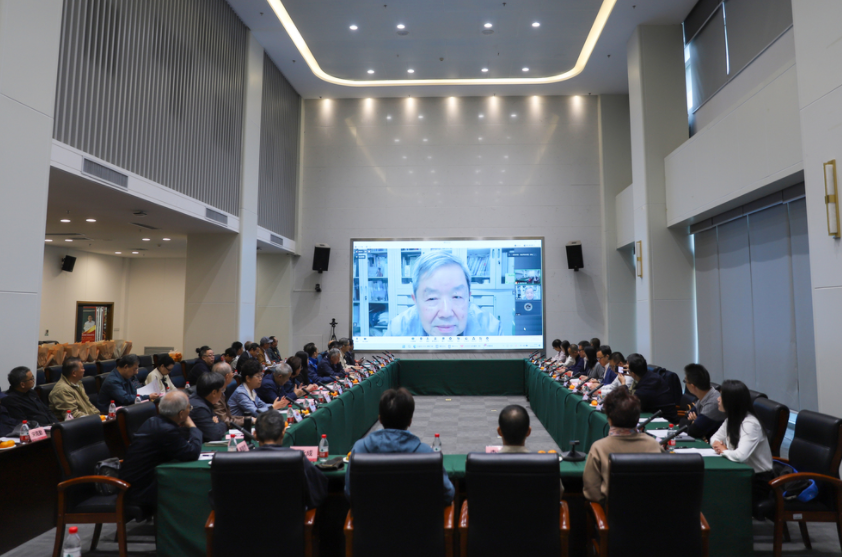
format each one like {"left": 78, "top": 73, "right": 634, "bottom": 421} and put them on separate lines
{"left": 82, "top": 158, "right": 128, "bottom": 188}
{"left": 131, "top": 222, "right": 158, "bottom": 230}
{"left": 205, "top": 208, "right": 228, "bottom": 226}
{"left": 270, "top": 234, "right": 284, "bottom": 246}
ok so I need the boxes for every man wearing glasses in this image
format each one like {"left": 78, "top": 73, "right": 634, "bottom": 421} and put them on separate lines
{"left": 2, "top": 366, "right": 56, "bottom": 426}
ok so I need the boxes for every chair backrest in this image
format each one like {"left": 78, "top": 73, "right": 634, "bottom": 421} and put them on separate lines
{"left": 465, "top": 453, "right": 560, "bottom": 556}
{"left": 169, "top": 363, "right": 185, "bottom": 388}
{"left": 97, "top": 359, "right": 117, "bottom": 375}
{"left": 350, "top": 453, "right": 447, "bottom": 557}
{"left": 82, "top": 363, "right": 98, "bottom": 377}
{"left": 36, "top": 368, "right": 46, "bottom": 386}
{"left": 748, "top": 389, "right": 768, "bottom": 403}
{"left": 36, "top": 382, "right": 57, "bottom": 406}
{"left": 45, "top": 365, "right": 62, "bottom": 384}
{"left": 650, "top": 366, "right": 682, "bottom": 404}
{"left": 52, "top": 415, "right": 111, "bottom": 506}
{"left": 136, "top": 367, "right": 151, "bottom": 385}
{"left": 81, "top": 376, "right": 98, "bottom": 397}
{"left": 116, "top": 402, "right": 158, "bottom": 448}
{"left": 607, "top": 453, "right": 704, "bottom": 557}
{"left": 790, "top": 410, "right": 842, "bottom": 478}
{"left": 752, "top": 398, "right": 789, "bottom": 457}
{"left": 95, "top": 373, "right": 111, "bottom": 393}
{"left": 182, "top": 358, "right": 198, "bottom": 380}
{"left": 710, "top": 382, "right": 720, "bottom": 391}
{"left": 137, "top": 355, "right": 153, "bottom": 369}
{"left": 211, "top": 451, "right": 308, "bottom": 555}
{"left": 225, "top": 379, "right": 238, "bottom": 401}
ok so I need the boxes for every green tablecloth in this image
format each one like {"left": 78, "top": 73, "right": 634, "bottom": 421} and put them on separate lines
{"left": 156, "top": 359, "right": 754, "bottom": 557}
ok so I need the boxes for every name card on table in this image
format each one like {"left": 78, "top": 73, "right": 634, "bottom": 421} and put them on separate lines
{"left": 336, "top": 384, "right": 343, "bottom": 395}
{"left": 28, "top": 428, "right": 48, "bottom": 442}
{"left": 236, "top": 441, "right": 249, "bottom": 452}
{"left": 292, "top": 446, "right": 319, "bottom": 462}
{"left": 292, "top": 409, "right": 303, "bottom": 423}
{"left": 308, "top": 399, "right": 317, "bottom": 413}
{"left": 324, "top": 392, "right": 332, "bottom": 403}
{"left": 485, "top": 446, "right": 503, "bottom": 453}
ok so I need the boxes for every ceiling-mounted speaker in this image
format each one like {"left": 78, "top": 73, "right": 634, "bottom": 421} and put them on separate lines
{"left": 61, "top": 255, "right": 77, "bottom": 272}
{"left": 313, "top": 244, "right": 331, "bottom": 273}
{"left": 566, "top": 242, "right": 583, "bottom": 272}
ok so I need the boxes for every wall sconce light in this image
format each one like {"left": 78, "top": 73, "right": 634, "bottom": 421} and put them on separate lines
{"left": 824, "top": 159, "right": 840, "bottom": 239}
{"left": 635, "top": 241, "right": 643, "bottom": 278}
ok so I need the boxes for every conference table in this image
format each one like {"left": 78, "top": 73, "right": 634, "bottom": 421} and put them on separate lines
{"left": 156, "top": 359, "right": 753, "bottom": 557}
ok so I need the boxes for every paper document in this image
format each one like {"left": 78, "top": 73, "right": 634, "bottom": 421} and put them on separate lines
{"left": 673, "top": 448, "right": 720, "bottom": 457}
{"left": 639, "top": 417, "right": 668, "bottom": 423}
{"left": 647, "top": 430, "right": 695, "bottom": 441}
{"left": 198, "top": 453, "right": 215, "bottom": 461}
{"left": 137, "top": 379, "right": 161, "bottom": 396}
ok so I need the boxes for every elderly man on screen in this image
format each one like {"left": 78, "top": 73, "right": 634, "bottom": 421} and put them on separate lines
{"left": 387, "top": 251, "right": 501, "bottom": 337}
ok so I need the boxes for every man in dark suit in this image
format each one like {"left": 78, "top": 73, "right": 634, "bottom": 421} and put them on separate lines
{"left": 627, "top": 353, "right": 678, "bottom": 423}
{"left": 254, "top": 411, "right": 327, "bottom": 510}
{"left": 189, "top": 372, "right": 228, "bottom": 442}
{"left": 316, "top": 349, "right": 345, "bottom": 383}
{"left": 2, "top": 366, "right": 56, "bottom": 425}
{"left": 120, "top": 391, "right": 202, "bottom": 515}
{"left": 188, "top": 346, "right": 215, "bottom": 386}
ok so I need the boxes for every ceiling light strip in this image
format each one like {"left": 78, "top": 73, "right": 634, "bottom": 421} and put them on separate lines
{"left": 266, "top": 0, "right": 617, "bottom": 87}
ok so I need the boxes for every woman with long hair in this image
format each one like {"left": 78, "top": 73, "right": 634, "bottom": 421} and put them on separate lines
{"left": 711, "top": 379, "right": 774, "bottom": 503}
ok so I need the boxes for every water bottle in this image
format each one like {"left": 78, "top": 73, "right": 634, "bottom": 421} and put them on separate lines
{"left": 107, "top": 401, "right": 116, "bottom": 420}
{"left": 432, "top": 433, "right": 442, "bottom": 453}
{"left": 185, "top": 381, "right": 191, "bottom": 390}
{"left": 318, "top": 434, "right": 329, "bottom": 462}
{"left": 19, "top": 421, "right": 31, "bottom": 444}
{"left": 62, "top": 526, "right": 82, "bottom": 557}
{"left": 668, "top": 424, "right": 676, "bottom": 453}
{"left": 227, "top": 434, "right": 237, "bottom": 452}
{"left": 135, "top": 394, "right": 142, "bottom": 404}
{"left": 65, "top": 411, "right": 74, "bottom": 421}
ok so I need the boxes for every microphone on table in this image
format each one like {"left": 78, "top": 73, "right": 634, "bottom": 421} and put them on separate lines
{"left": 659, "top": 425, "right": 689, "bottom": 447}
{"left": 636, "top": 410, "right": 664, "bottom": 432}
{"left": 229, "top": 422, "right": 258, "bottom": 446}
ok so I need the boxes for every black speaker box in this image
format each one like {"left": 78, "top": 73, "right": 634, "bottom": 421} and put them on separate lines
{"left": 61, "top": 255, "right": 77, "bottom": 272}
{"left": 565, "top": 242, "right": 583, "bottom": 271}
{"left": 312, "top": 244, "right": 331, "bottom": 273}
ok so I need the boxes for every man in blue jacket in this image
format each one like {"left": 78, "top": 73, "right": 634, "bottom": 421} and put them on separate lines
{"left": 345, "top": 388, "right": 454, "bottom": 504}
{"left": 316, "top": 349, "right": 346, "bottom": 383}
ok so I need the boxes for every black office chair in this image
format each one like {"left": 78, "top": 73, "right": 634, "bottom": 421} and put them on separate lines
{"left": 345, "top": 453, "right": 455, "bottom": 557}
{"left": 136, "top": 367, "right": 151, "bottom": 385}
{"left": 181, "top": 359, "right": 199, "bottom": 383}
{"left": 749, "top": 389, "right": 768, "bottom": 403}
{"left": 81, "top": 376, "right": 98, "bottom": 397}
{"left": 460, "top": 453, "right": 569, "bottom": 557}
{"left": 51, "top": 415, "right": 144, "bottom": 557}
{"left": 116, "top": 402, "right": 158, "bottom": 450}
{"left": 36, "top": 382, "right": 57, "bottom": 407}
{"left": 137, "top": 355, "right": 153, "bottom": 369}
{"left": 588, "top": 453, "right": 710, "bottom": 557}
{"left": 753, "top": 398, "right": 789, "bottom": 457}
{"left": 95, "top": 373, "right": 111, "bottom": 394}
{"left": 206, "top": 451, "right": 316, "bottom": 557}
{"left": 36, "top": 368, "right": 46, "bottom": 386}
{"left": 46, "top": 365, "right": 63, "bottom": 384}
{"left": 82, "top": 363, "right": 99, "bottom": 377}
{"left": 756, "top": 410, "right": 842, "bottom": 557}
{"left": 97, "top": 359, "right": 117, "bottom": 375}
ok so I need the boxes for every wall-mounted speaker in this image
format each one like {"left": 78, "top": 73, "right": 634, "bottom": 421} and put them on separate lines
{"left": 61, "top": 255, "right": 77, "bottom": 272}
{"left": 313, "top": 244, "right": 331, "bottom": 273}
{"left": 565, "top": 242, "right": 583, "bottom": 271}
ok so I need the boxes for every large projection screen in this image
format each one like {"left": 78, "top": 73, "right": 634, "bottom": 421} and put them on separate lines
{"left": 351, "top": 238, "right": 544, "bottom": 351}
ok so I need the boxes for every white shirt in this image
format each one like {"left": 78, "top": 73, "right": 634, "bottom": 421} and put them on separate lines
{"left": 562, "top": 355, "right": 576, "bottom": 368}
{"left": 710, "top": 414, "right": 774, "bottom": 473}
{"left": 551, "top": 350, "right": 564, "bottom": 361}
{"left": 145, "top": 368, "right": 175, "bottom": 392}
{"left": 600, "top": 374, "right": 633, "bottom": 395}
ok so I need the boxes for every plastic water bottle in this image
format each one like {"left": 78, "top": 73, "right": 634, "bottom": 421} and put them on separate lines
{"left": 135, "top": 394, "right": 142, "bottom": 404}
{"left": 63, "top": 526, "right": 82, "bottom": 557}
{"left": 65, "top": 411, "right": 74, "bottom": 421}
{"left": 185, "top": 381, "right": 191, "bottom": 390}
{"left": 227, "top": 434, "right": 237, "bottom": 452}
{"left": 108, "top": 401, "right": 116, "bottom": 420}
{"left": 318, "top": 434, "right": 329, "bottom": 462}
{"left": 20, "top": 421, "right": 31, "bottom": 444}
{"left": 668, "top": 424, "right": 677, "bottom": 453}
{"left": 432, "top": 433, "right": 442, "bottom": 453}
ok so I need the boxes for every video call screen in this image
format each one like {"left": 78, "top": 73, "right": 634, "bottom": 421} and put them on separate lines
{"left": 351, "top": 238, "right": 544, "bottom": 351}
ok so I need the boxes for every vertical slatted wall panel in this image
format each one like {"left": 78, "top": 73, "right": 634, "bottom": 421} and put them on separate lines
{"left": 258, "top": 54, "right": 300, "bottom": 238}
{"left": 53, "top": 0, "right": 247, "bottom": 215}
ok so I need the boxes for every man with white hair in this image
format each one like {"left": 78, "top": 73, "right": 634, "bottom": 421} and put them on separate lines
{"left": 120, "top": 391, "right": 202, "bottom": 515}
{"left": 256, "top": 362, "right": 293, "bottom": 405}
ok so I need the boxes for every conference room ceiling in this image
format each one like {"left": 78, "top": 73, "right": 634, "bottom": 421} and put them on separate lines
{"left": 45, "top": 168, "right": 234, "bottom": 259}
{"left": 226, "top": 0, "right": 697, "bottom": 98}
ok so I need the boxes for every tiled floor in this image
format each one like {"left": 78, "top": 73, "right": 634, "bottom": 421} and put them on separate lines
{"left": 3, "top": 396, "right": 839, "bottom": 556}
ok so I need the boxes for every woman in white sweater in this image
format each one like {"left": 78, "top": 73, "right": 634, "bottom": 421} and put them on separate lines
{"left": 710, "top": 379, "right": 774, "bottom": 505}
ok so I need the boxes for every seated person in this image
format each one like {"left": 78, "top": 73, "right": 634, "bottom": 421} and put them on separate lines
{"left": 269, "top": 336, "right": 282, "bottom": 363}
{"left": 345, "top": 388, "right": 454, "bottom": 504}
{"left": 294, "top": 351, "right": 320, "bottom": 390}
{"left": 283, "top": 356, "right": 316, "bottom": 401}
{"left": 593, "top": 345, "right": 613, "bottom": 385}
{"left": 497, "top": 404, "right": 532, "bottom": 453}
{"left": 2, "top": 366, "right": 56, "bottom": 425}
{"left": 256, "top": 363, "right": 293, "bottom": 406}
{"left": 681, "top": 364, "right": 726, "bottom": 441}
{"left": 221, "top": 347, "right": 237, "bottom": 368}
{"left": 626, "top": 353, "right": 678, "bottom": 423}
{"left": 236, "top": 342, "right": 262, "bottom": 375}
{"left": 583, "top": 387, "right": 662, "bottom": 504}
{"left": 230, "top": 341, "right": 244, "bottom": 370}
{"left": 317, "top": 341, "right": 338, "bottom": 365}
{"left": 590, "top": 338, "right": 601, "bottom": 351}
{"left": 338, "top": 338, "right": 360, "bottom": 371}
{"left": 229, "top": 360, "right": 287, "bottom": 417}
{"left": 253, "top": 411, "right": 328, "bottom": 509}
{"left": 579, "top": 346, "right": 605, "bottom": 383}
{"left": 563, "top": 341, "right": 589, "bottom": 375}
{"left": 120, "top": 391, "right": 202, "bottom": 516}
{"left": 97, "top": 354, "right": 160, "bottom": 411}
{"left": 49, "top": 357, "right": 100, "bottom": 421}
{"left": 387, "top": 251, "right": 502, "bottom": 337}
{"left": 210, "top": 362, "right": 245, "bottom": 428}
{"left": 550, "top": 339, "right": 565, "bottom": 362}
{"left": 0, "top": 401, "right": 17, "bottom": 437}
{"left": 710, "top": 380, "right": 774, "bottom": 505}
{"left": 316, "top": 349, "right": 346, "bottom": 383}
{"left": 189, "top": 372, "right": 228, "bottom": 442}
{"left": 144, "top": 355, "right": 177, "bottom": 393}
{"left": 188, "top": 346, "right": 215, "bottom": 386}
{"left": 347, "top": 339, "right": 356, "bottom": 364}
{"left": 598, "top": 352, "right": 633, "bottom": 395}
{"left": 258, "top": 337, "right": 273, "bottom": 367}
{"left": 303, "top": 343, "right": 320, "bottom": 376}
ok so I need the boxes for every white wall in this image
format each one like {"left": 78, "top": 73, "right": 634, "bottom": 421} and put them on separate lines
{"left": 666, "top": 29, "right": 803, "bottom": 227}
{"left": 255, "top": 253, "right": 294, "bottom": 357}
{"left": 294, "top": 96, "right": 605, "bottom": 356}
{"left": 124, "top": 258, "right": 186, "bottom": 355}
{"left": 615, "top": 184, "right": 635, "bottom": 248}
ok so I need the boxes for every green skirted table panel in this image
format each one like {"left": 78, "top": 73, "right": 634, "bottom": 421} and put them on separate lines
{"left": 156, "top": 359, "right": 753, "bottom": 557}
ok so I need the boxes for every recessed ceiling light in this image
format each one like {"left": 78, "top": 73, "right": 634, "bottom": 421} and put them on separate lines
{"left": 132, "top": 251, "right": 138, "bottom": 254}
{"left": 367, "top": 69, "right": 374, "bottom": 74}
{"left": 86, "top": 218, "right": 96, "bottom": 222}
{"left": 349, "top": 25, "right": 358, "bottom": 30}
{"left": 511, "top": 113, "right": 517, "bottom": 117}
{"left": 142, "top": 238, "right": 150, "bottom": 241}
{"left": 532, "top": 22, "right": 540, "bottom": 28}
{"left": 394, "top": 139, "right": 400, "bottom": 143}
{"left": 407, "top": 69, "right": 414, "bottom": 74}
{"left": 162, "top": 238, "right": 171, "bottom": 241}
{"left": 478, "top": 137, "right": 483, "bottom": 140}
{"left": 522, "top": 67, "right": 529, "bottom": 72}
{"left": 418, "top": 115, "right": 423, "bottom": 119}
{"left": 387, "top": 115, "right": 392, "bottom": 120}
{"left": 481, "top": 68, "right": 489, "bottom": 73}
{"left": 423, "top": 138, "right": 428, "bottom": 142}
{"left": 396, "top": 24, "right": 405, "bottom": 29}
{"left": 45, "top": 239, "right": 52, "bottom": 242}
{"left": 65, "top": 239, "right": 72, "bottom": 242}
{"left": 484, "top": 23, "right": 492, "bottom": 28}
{"left": 61, "top": 219, "right": 70, "bottom": 223}
{"left": 115, "top": 252, "right": 121, "bottom": 254}
{"left": 479, "top": 114, "right": 484, "bottom": 118}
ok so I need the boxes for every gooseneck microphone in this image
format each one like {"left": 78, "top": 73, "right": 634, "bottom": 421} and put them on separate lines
{"left": 659, "top": 425, "right": 689, "bottom": 446}
{"left": 636, "top": 410, "right": 663, "bottom": 432}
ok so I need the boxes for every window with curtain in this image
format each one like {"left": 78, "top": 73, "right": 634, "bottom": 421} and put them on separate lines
{"left": 693, "top": 197, "right": 817, "bottom": 411}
